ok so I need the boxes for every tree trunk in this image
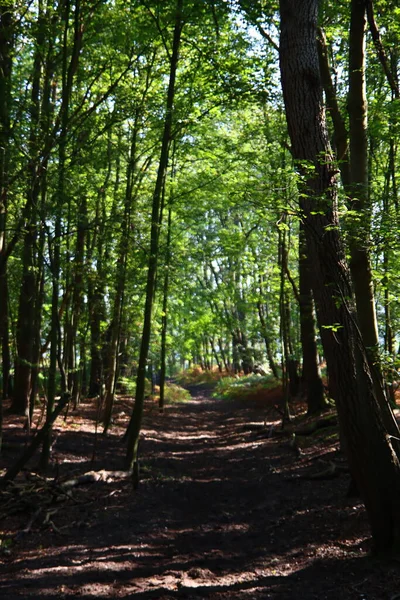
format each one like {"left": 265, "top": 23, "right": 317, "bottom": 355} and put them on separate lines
{"left": 126, "top": 0, "right": 184, "bottom": 474}
{"left": 87, "top": 171, "right": 110, "bottom": 398}
{"left": 278, "top": 223, "right": 291, "bottom": 421}
{"left": 159, "top": 205, "right": 173, "bottom": 412}
{"left": 0, "top": 2, "right": 13, "bottom": 412}
{"left": 347, "top": 0, "right": 379, "bottom": 363}
{"left": 279, "top": 0, "right": 400, "bottom": 552}
{"left": 29, "top": 230, "right": 45, "bottom": 427}
{"left": 319, "top": 12, "right": 384, "bottom": 395}
{"left": 40, "top": 0, "right": 83, "bottom": 471}
{"left": 10, "top": 0, "right": 45, "bottom": 416}
{"left": 256, "top": 272, "right": 279, "bottom": 379}
{"left": 298, "top": 223, "right": 326, "bottom": 413}
{"left": 68, "top": 197, "right": 87, "bottom": 409}
{"left": 102, "top": 196, "right": 130, "bottom": 431}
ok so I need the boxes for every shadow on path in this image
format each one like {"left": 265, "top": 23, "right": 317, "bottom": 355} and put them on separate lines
{"left": 1, "top": 391, "right": 398, "bottom": 599}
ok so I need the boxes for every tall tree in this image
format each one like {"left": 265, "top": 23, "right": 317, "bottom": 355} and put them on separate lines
{"left": 279, "top": 0, "right": 400, "bottom": 552}
{"left": 0, "top": 1, "right": 14, "bottom": 448}
{"left": 126, "top": 0, "right": 184, "bottom": 475}
{"left": 40, "top": 0, "right": 83, "bottom": 471}
{"left": 10, "top": 1, "right": 47, "bottom": 417}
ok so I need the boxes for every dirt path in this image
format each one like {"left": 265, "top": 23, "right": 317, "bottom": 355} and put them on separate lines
{"left": 1, "top": 389, "right": 399, "bottom": 599}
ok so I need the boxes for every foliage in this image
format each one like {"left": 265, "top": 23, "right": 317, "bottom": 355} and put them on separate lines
{"left": 175, "top": 366, "right": 227, "bottom": 385}
{"left": 213, "top": 372, "right": 280, "bottom": 400}
{"left": 154, "top": 382, "right": 191, "bottom": 405}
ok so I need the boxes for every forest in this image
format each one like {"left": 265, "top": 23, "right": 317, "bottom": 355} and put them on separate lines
{"left": 1, "top": 0, "right": 400, "bottom": 597}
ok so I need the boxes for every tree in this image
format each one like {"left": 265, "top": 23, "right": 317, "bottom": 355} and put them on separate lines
{"left": 125, "top": 0, "right": 184, "bottom": 475}
{"left": 279, "top": 0, "right": 400, "bottom": 552}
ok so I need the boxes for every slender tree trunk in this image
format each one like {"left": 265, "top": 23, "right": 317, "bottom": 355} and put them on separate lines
{"left": 40, "top": 0, "right": 83, "bottom": 471}
{"left": 382, "top": 124, "right": 397, "bottom": 405}
{"left": 347, "top": 0, "right": 379, "bottom": 360}
{"left": 210, "top": 338, "right": 222, "bottom": 373}
{"left": 29, "top": 230, "right": 45, "bottom": 427}
{"left": 218, "top": 337, "right": 230, "bottom": 373}
{"left": 0, "top": 3, "right": 13, "bottom": 414}
{"left": 68, "top": 197, "right": 87, "bottom": 408}
{"left": 298, "top": 223, "right": 326, "bottom": 413}
{"left": 319, "top": 8, "right": 396, "bottom": 430}
{"left": 279, "top": 0, "right": 400, "bottom": 552}
{"left": 30, "top": 5, "right": 56, "bottom": 425}
{"left": 102, "top": 200, "right": 130, "bottom": 431}
{"left": 126, "top": 0, "right": 184, "bottom": 474}
{"left": 87, "top": 168, "right": 110, "bottom": 398}
{"left": 319, "top": 12, "right": 383, "bottom": 388}
{"left": 278, "top": 223, "right": 291, "bottom": 422}
{"left": 0, "top": 272, "right": 10, "bottom": 399}
{"left": 256, "top": 273, "right": 279, "bottom": 379}
{"left": 87, "top": 246, "right": 106, "bottom": 398}
{"left": 159, "top": 205, "right": 173, "bottom": 411}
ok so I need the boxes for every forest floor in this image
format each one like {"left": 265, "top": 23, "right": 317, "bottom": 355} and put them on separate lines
{"left": 1, "top": 385, "right": 400, "bottom": 599}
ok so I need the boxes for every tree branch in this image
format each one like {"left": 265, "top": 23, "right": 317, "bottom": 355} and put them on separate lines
{"left": 365, "top": 0, "right": 400, "bottom": 99}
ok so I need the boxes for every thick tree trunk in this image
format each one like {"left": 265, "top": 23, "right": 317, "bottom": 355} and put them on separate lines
{"left": 279, "top": 0, "right": 400, "bottom": 552}
{"left": 10, "top": 1, "right": 44, "bottom": 416}
{"left": 11, "top": 220, "right": 37, "bottom": 416}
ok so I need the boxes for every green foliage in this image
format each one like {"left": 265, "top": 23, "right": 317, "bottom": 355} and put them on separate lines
{"left": 1, "top": 0, "right": 400, "bottom": 430}
{"left": 158, "top": 382, "right": 191, "bottom": 405}
{"left": 118, "top": 375, "right": 190, "bottom": 404}
{"left": 175, "top": 366, "right": 225, "bottom": 385}
{"left": 118, "top": 376, "right": 160, "bottom": 398}
{"left": 213, "top": 372, "right": 280, "bottom": 400}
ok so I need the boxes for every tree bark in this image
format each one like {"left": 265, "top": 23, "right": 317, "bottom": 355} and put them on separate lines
{"left": 279, "top": 0, "right": 400, "bottom": 552}
{"left": 10, "top": 0, "right": 46, "bottom": 416}
{"left": 0, "top": 2, "right": 13, "bottom": 411}
{"left": 347, "top": 0, "right": 379, "bottom": 362}
{"left": 318, "top": 9, "right": 396, "bottom": 427}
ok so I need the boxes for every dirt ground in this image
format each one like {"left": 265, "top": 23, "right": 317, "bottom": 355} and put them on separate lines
{"left": 1, "top": 385, "right": 400, "bottom": 599}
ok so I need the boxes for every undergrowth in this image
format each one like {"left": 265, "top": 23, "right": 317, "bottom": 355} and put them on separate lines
{"left": 213, "top": 373, "right": 280, "bottom": 400}
{"left": 175, "top": 366, "right": 227, "bottom": 385}
{"left": 118, "top": 377, "right": 190, "bottom": 404}
{"left": 154, "top": 382, "right": 191, "bottom": 404}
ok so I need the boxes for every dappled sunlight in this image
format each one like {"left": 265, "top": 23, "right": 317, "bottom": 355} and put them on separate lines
{"left": 159, "top": 431, "right": 219, "bottom": 441}
{"left": 1, "top": 392, "right": 391, "bottom": 599}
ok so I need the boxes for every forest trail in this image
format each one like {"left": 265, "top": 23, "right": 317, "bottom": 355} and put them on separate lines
{"left": 0, "top": 389, "right": 399, "bottom": 599}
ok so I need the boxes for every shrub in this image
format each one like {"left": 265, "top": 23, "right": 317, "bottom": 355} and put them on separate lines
{"left": 175, "top": 365, "right": 227, "bottom": 386}
{"left": 213, "top": 373, "right": 279, "bottom": 400}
